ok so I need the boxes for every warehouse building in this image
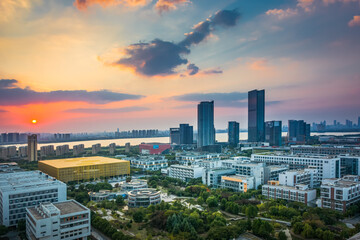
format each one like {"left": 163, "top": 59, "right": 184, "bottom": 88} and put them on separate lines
{"left": 38, "top": 156, "right": 130, "bottom": 183}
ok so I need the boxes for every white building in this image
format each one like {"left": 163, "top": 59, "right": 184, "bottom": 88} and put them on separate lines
{"left": 279, "top": 168, "right": 319, "bottom": 188}
{"left": 320, "top": 175, "right": 360, "bottom": 212}
{"left": 252, "top": 153, "right": 341, "bottom": 180}
{"left": 169, "top": 165, "right": 204, "bottom": 181}
{"left": 127, "top": 156, "right": 168, "bottom": 171}
{"left": 128, "top": 189, "right": 161, "bottom": 208}
{"left": 262, "top": 182, "right": 316, "bottom": 205}
{"left": 0, "top": 171, "right": 67, "bottom": 227}
{"left": 266, "top": 165, "right": 289, "bottom": 181}
{"left": 121, "top": 180, "right": 148, "bottom": 191}
{"left": 202, "top": 168, "right": 236, "bottom": 188}
{"left": 176, "top": 153, "right": 221, "bottom": 165}
{"left": 221, "top": 175, "right": 255, "bottom": 192}
{"left": 26, "top": 200, "right": 90, "bottom": 240}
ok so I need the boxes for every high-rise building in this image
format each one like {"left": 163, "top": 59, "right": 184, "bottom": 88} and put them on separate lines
{"left": 73, "top": 144, "right": 85, "bottom": 156}
{"left": 265, "top": 121, "right": 282, "bottom": 146}
{"left": 197, "top": 101, "right": 215, "bottom": 147}
{"left": 56, "top": 145, "right": 69, "bottom": 156}
{"left": 179, "top": 124, "right": 193, "bottom": 144}
{"left": 170, "top": 128, "right": 180, "bottom": 145}
{"left": 288, "top": 120, "right": 309, "bottom": 144}
{"left": 40, "top": 145, "right": 55, "bottom": 158}
{"left": 346, "top": 119, "right": 353, "bottom": 128}
{"left": 125, "top": 142, "right": 131, "bottom": 153}
{"left": 358, "top": 116, "right": 360, "bottom": 128}
{"left": 109, "top": 143, "right": 116, "bottom": 155}
{"left": 92, "top": 143, "right": 101, "bottom": 155}
{"left": 228, "top": 121, "right": 239, "bottom": 147}
{"left": 248, "top": 89, "right": 265, "bottom": 142}
{"left": 27, "top": 134, "right": 38, "bottom": 161}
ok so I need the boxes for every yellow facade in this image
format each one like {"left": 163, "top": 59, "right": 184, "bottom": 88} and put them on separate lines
{"left": 38, "top": 156, "right": 130, "bottom": 182}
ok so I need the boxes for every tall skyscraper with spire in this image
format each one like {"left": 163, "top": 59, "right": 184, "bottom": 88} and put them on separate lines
{"left": 197, "top": 101, "right": 215, "bottom": 147}
{"left": 248, "top": 89, "right": 265, "bottom": 142}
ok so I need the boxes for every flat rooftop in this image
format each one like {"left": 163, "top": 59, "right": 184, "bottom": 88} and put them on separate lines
{"left": 28, "top": 200, "right": 87, "bottom": 220}
{"left": 0, "top": 171, "right": 65, "bottom": 192}
{"left": 39, "top": 156, "right": 129, "bottom": 168}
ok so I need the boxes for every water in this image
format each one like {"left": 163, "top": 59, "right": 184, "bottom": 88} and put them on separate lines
{"left": 2, "top": 132, "right": 359, "bottom": 149}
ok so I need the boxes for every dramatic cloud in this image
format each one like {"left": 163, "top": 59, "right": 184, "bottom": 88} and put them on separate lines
{"left": 155, "top": 0, "right": 189, "bottom": 13}
{"left": 110, "top": 9, "right": 241, "bottom": 77}
{"left": 297, "top": 0, "right": 315, "bottom": 12}
{"left": 65, "top": 106, "right": 149, "bottom": 113}
{"left": 73, "top": 0, "right": 148, "bottom": 10}
{"left": 266, "top": 8, "right": 299, "bottom": 19}
{"left": 187, "top": 64, "right": 199, "bottom": 75}
{"left": 348, "top": 15, "right": 360, "bottom": 27}
{"left": 0, "top": 79, "right": 143, "bottom": 106}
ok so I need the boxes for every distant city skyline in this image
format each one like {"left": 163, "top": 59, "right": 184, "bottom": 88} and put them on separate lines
{"left": 0, "top": 0, "right": 360, "bottom": 132}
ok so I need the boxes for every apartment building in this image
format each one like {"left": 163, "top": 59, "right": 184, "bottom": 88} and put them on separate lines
{"left": 202, "top": 168, "right": 236, "bottom": 188}
{"left": 221, "top": 175, "right": 255, "bottom": 192}
{"left": 279, "top": 168, "right": 319, "bottom": 188}
{"left": 26, "top": 200, "right": 90, "bottom": 240}
{"left": 169, "top": 165, "right": 204, "bottom": 181}
{"left": 262, "top": 182, "right": 316, "bottom": 205}
{"left": 0, "top": 171, "right": 67, "bottom": 227}
{"left": 252, "top": 153, "right": 340, "bottom": 180}
{"left": 320, "top": 175, "right": 360, "bottom": 212}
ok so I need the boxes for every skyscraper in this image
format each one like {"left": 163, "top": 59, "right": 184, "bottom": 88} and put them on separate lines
{"left": 27, "top": 134, "right": 37, "bottom": 161}
{"left": 197, "top": 101, "right": 215, "bottom": 147}
{"left": 170, "top": 128, "right": 180, "bottom": 145}
{"left": 358, "top": 116, "right": 360, "bottom": 128}
{"left": 228, "top": 121, "right": 239, "bottom": 147}
{"left": 248, "top": 89, "right": 265, "bottom": 142}
{"left": 288, "top": 120, "right": 310, "bottom": 144}
{"left": 179, "top": 124, "right": 193, "bottom": 144}
{"left": 265, "top": 121, "right": 282, "bottom": 146}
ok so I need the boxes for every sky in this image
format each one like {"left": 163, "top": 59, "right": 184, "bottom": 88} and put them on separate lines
{"left": 0, "top": 0, "right": 360, "bottom": 133}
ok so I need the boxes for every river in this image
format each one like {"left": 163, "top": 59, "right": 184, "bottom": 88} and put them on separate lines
{"left": 2, "top": 132, "right": 359, "bottom": 149}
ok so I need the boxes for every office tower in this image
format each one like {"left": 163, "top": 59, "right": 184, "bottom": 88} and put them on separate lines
{"left": 197, "top": 101, "right": 215, "bottom": 147}
{"left": 1, "top": 133, "right": 7, "bottom": 143}
{"left": 228, "top": 121, "right": 239, "bottom": 147}
{"left": 288, "top": 120, "right": 309, "bottom": 144}
{"left": 265, "top": 121, "right": 282, "bottom": 146}
{"left": 346, "top": 119, "right": 353, "bottom": 128}
{"left": 179, "top": 124, "right": 193, "bottom": 144}
{"left": 248, "top": 89, "right": 265, "bottom": 142}
{"left": 170, "top": 128, "right": 180, "bottom": 144}
{"left": 109, "top": 143, "right": 116, "bottom": 155}
{"left": 125, "top": 142, "right": 131, "bottom": 153}
{"left": 27, "top": 134, "right": 38, "bottom": 161}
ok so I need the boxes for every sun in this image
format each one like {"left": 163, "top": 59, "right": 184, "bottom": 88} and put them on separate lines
{"left": 32, "top": 119, "right": 37, "bottom": 124}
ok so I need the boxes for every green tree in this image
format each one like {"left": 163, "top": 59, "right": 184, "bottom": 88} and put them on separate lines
{"left": 115, "top": 196, "right": 125, "bottom": 206}
{"left": 293, "top": 222, "right": 304, "bottom": 235}
{"left": 0, "top": 225, "right": 9, "bottom": 236}
{"left": 316, "top": 228, "right": 323, "bottom": 239}
{"left": 301, "top": 223, "right": 314, "bottom": 238}
{"left": 245, "top": 205, "right": 258, "bottom": 218}
{"left": 278, "top": 231, "right": 287, "bottom": 240}
{"left": 322, "top": 230, "right": 335, "bottom": 240}
{"left": 133, "top": 210, "right": 144, "bottom": 223}
{"left": 17, "top": 219, "right": 26, "bottom": 231}
{"left": 206, "top": 196, "right": 218, "bottom": 208}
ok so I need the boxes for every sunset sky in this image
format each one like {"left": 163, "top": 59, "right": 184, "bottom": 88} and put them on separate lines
{"left": 0, "top": 0, "right": 360, "bottom": 133}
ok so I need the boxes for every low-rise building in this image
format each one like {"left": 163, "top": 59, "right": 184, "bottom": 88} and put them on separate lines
{"left": 121, "top": 180, "right": 148, "bottom": 191}
{"left": 221, "top": 175, "right": 255, "bottom": 192}
{"left": 89, "top": 190, "right": 117, "bottom": 202}
{"left": 279, "top": 168, "right": 319, "bottom": 188}
{"left": 128, "top": 189, "right": 161, "bottom": 208}
{"left": 0, "top": 171, "right": 67, "bottom": 227}
{"left": 0, "top": 162, "right": 22, "bottom": 173}
{"left": 176, "top": 153, "right": 221, "bottom": 165}
{"left": 139, "top": 143, "right": 171, "bottom": 155}
{"left": 262, "top": 182, "right": 316, "bottom": 205}
{"left": 26, "top": 200, "right": 91, "bottom": 240}
{"left": 202, "top": 168, "right": 236, "bottom": 188}
{"left": 320, "top": 175, "right": 360, "bottom": 212}
{"left": 266, "top": 165, "right": 290, "bottom": 181}
{"left": 169, "top": 165, "right": 204, "bottom": 181}
{"left": 127, "top": 156, "right": 168, "bottom": 171}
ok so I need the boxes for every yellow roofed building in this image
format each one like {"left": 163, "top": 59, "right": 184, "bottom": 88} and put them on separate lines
{"left": 38, "top": 156, "right": 130, "bottom": 183}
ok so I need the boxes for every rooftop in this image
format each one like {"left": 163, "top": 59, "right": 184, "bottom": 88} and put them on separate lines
{"left": 128, "top": 188, "right": 160, "bottom": 196}
{"left": 253, "top": 152, "right": 339, "bottom": 159}
{"left": 0, "top": 171, "right": 65, "bottom": 192}
{"left": 39, "top": 156, "right": 129, "bottom": 168}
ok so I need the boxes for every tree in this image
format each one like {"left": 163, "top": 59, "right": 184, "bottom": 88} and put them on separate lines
{"left": 246, "top": 205, "right": 258, "bottom": 218}
{"left": 278, "top": 231, "right": 287, "bottom": 240}
{"left": 0, "top": 225, "right": 8, "bottom": 236}
{"left": 316, "top": 228, "right": 323, "bottom": 239}
{"left": 206, "top": 196, "right": 218, "bottom": 208}
{"left": 17, "top": 219, "right": 26, "bottom": 231}
{"left": 301, "top": 223, "right": 314, "bottom": 238}
{"left": 133, "top": 210, "right": 144, "bottom": 223}
{"left": 322, "top": 230, "right": 335, "bottom": 240}
{"left": 115, "top": 196, "right": 125, "bottom": 206}
{"left": 293, "top": 222, "right": 304, "bottom": 235}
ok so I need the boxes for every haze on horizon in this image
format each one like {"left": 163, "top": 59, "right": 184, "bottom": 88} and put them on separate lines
{"left": 0, "top": 0, "right": 359, "bottom": 133}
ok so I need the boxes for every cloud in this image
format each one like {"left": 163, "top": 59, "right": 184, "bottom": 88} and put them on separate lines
{"left": 266, "top": 8, "right": 299, "bottom": 19}
{"left": 0, "top": 109, "right": 7, "bottom": 113}
{"left": 172, "top": 92, "right": 248, "bottom": 102}
{"left": 297, "top": 0, "right": 315, "bottom": 12}
{"left": 348, "top": 15, "right": 360, "bottom": 27}
{"left": 73, "top": 0, "right": 148, "bottom": 10}
{"left": 0, "top": 0, "right": 32, "bottom": 23}
{"left": 203, "top": 69, "right": 223, "bottom": 75}
{"left": 248, "top": 59, "right": 270, "bottom": 71}
{"left": 109, "top": 9, "right": 241, "bottom": 77}
{"left": 65, "top": 106, "right": 149, "bottom": 113}
{"left": 0, "top": 79, "right": 143, "bottom": 106}
{"left": 155, "top": 0, "right": 189, "bottom": 13}
{"left": 187, "top": 64, "right": 199, "bottom": 75}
